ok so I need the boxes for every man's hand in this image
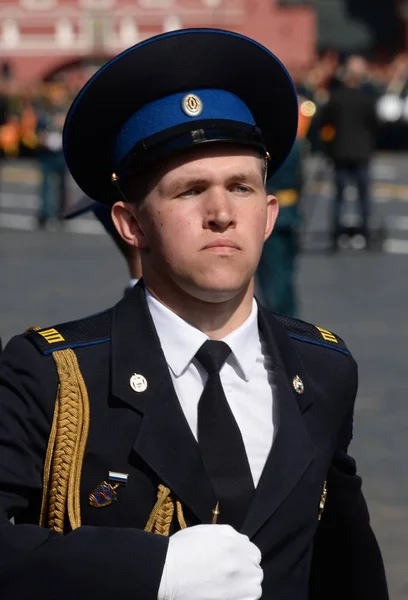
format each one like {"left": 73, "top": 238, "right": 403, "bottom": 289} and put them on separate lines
{"left": 158, "top": 524, "right": 263, "bottom": 600}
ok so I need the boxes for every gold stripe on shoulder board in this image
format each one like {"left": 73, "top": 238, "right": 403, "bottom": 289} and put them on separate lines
{"left": 316, "top": 326, "right": 338, "bottom": 344}
{"left": 38, "top": 328, "right": 65, "bottom": 344}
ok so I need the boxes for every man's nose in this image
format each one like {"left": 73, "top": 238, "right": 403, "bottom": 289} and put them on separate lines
{"left": 204, "top": 188, "right": 236, "bottom": 229}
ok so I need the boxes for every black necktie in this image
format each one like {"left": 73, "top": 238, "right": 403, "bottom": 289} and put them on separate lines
{"left": 196, "top": 340, "right": 255, "bottom": 530}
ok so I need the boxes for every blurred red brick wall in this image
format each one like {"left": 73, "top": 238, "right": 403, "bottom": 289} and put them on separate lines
{"left": 0, "top": 0, "right": 316, "bottom": 82}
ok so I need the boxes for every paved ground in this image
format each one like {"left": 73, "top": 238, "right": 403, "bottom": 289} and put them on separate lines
{"left": 301, "top": 152, "right": 408, "bottom": 255}
{"left": 0, "top": 154, "right": 407, "bottom": 598}
{"left": 298, "top": 251, "right": 408, "bottom": 599}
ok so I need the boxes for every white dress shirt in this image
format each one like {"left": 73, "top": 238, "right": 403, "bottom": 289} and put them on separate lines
{"left": 146, "top": 291, "right": 276, "bottom": 487}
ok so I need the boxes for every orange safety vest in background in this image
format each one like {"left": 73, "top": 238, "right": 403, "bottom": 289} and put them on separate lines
{"left": 20, "top": 106, "right": 38, "bottom": 150}
{"left": 0, "top": 119, "right": 20, "bottom": 157}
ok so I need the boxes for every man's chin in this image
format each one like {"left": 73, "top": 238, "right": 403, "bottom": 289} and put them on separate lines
{"left": 181, "top": 279, "right": 253, "bottom": 304}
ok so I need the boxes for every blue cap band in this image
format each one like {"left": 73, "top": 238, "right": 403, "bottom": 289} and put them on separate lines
{"left": 113, "top": 88, "right": 256, "bottom": 169}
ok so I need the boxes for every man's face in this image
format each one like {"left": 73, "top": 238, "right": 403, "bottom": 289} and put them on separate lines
{"left": 113, "top": 145, "right": 278, "bottom": 303}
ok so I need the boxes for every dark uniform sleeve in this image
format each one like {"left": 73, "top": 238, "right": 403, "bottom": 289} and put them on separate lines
{"left": 309, "top": 356, "right": 389, "bottom": 600}
{"left": 0, "top": 335, "right": 168, "bottom": 600}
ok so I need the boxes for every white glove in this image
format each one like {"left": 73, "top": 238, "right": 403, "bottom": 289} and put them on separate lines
{"left": 158, "top": 524, "right": 263, "bottom": 600}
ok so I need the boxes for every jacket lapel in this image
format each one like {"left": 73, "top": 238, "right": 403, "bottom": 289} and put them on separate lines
{"left": 242, "top": 305, "right": 315, "bottom": 539}
{"left": 110, "top": 283, "right": 216, "bottom": 524}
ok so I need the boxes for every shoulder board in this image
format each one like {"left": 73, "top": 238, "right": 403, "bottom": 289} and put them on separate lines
{"left": 24, "top": 309, "right": 113, "bottom": 356}
{"left": 273, "top": 313, "right": 350, "bottom": 356}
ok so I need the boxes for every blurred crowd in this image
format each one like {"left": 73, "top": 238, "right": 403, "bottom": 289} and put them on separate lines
{"left": 0, "top": 69, "right": 91, "bottom": 161}
{"left": 2, "top": 49, "right": 408, "bottom": 163}
{"left": 0, "top": 51, "right": 399, "bottom": 232}
{"left": 0, "top": 68, "right": 95, "bottom": 227}
{"left": 294, "top": 49, "right": 408, "bottom": 106}
{"left": 293, "top": 50, "right": 408, "bottom": 152}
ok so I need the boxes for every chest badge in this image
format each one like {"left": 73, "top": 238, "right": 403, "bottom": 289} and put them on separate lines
{"left": 89, "top": 471, "right": 128, "bottom": 508}
{"left": 130, "top": 373, "right": 148, "bottom": 393}
{"left": 293, "top": 375, "right": 304, "bottom": 394}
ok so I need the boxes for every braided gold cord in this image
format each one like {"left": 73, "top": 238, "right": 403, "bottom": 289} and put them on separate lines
{"left": 67, "top": 351, "right": 90, "bottom": 530}
{"left": 144, "top": 484, "right": 173, "bottom": 535}
{"left": 176, "top": 500, "right": 187, "bottom": 530}
{"left": 39, "top": 348, "right": 90, "bottom": 532}
{"left": 153, "top": 496, "right": 175, "bottom": 537}
{"left": 39, "top": 394, "right": 59, "bottom": 527}
{"left": 144, "top": 484, "right": 187, "bottom": 536}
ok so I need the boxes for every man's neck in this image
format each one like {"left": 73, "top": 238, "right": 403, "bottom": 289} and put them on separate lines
{"left": 144, "top": 278, "right": 255, "bottom": 340}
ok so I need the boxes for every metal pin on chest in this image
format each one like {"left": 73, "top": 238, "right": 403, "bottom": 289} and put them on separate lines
{"left": 293, "top": 375, "right": 304, "bottom": 394}
{"left": 89, "top": 471, "right": 129, "bottom": 508}
{"left": 130, "top": 373, "right": 148, "bottom": 392}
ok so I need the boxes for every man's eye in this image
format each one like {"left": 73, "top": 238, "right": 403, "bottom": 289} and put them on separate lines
{"left": 233, "top": 184, "right": 251, "bottom": 194}
{"left": 178, "top": 188, "right": 201, "bottom": 198}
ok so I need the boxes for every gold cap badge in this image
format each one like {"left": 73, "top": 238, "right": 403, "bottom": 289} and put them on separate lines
{"left": 182, "top": 93, "right": 203, "bottom": 117}
{"left": 293, "top": 375, "right": 304, "bottom": 394}
{"left": 130, "top": 373, "right": 148, "bottom": 393}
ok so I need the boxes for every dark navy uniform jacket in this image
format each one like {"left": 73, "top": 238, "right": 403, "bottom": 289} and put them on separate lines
{"left": 0, "top": 284, "right": 388, "bottom": 600}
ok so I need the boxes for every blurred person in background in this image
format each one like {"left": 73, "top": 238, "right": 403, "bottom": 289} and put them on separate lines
{"left": 298, "top": 50, "right": 340, "bottom": 105}
{"left": 66, "top": 197, "right": 142, "bottom": 294}
{"left": 0, "top": 78, "right": 13, "bottom": 159}
{"left": 18, "top": 83, "right": 42, "bottom": 158}
{"left": 255, "top": 96, "right": 314, "bottom": 317}
{"left": 296, "top": 52, "right": 339, "bottom": 154}
{"left": 0, "top": 81, "right": 8, "bottom": 148}
{"left": 36, "top": 83, "right": 69, "bottom": 229}
{"left": 320, "top": 56, "right": 378, "bottom": 251}
{"left": 255, "top": 138, "right": 303, "bottom": 317}
{"left": 385, "top": 52, "right": 408, "bottom": 96}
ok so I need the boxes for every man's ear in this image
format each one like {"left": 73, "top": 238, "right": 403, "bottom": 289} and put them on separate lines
{"left": 111, "top": 201, "right": 149, "bottom": 249}
{"left": 264, "top": 194, "right": 279, "bottom": 241}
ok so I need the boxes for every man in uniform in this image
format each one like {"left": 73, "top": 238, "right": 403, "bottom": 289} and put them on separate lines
{"left": 0, "top": 29, "right": 388, "bottom": 600}
{"left": 36, "top": 83, "right": 70, "bottom": 228}
{"left": 255, "top": 138, "right": 303, "bottom": 317}
{"left": 320, "top": 56, "right": 378, "bottom": 250}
